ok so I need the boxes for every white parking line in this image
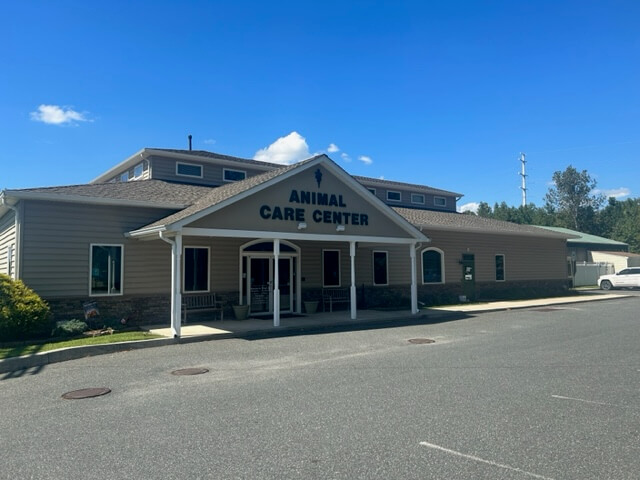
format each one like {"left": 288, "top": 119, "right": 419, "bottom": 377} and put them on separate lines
{"left": 419, "top": 441, "right": 555, "bottom": 479}
{"left": 551, "top": 394, "right": 616, "bottom": 406}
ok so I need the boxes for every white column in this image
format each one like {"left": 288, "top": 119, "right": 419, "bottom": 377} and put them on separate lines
{"left": 350, "top": 241, "right": 357, "bottom": 320}
{"left": 410, "top": 243, "right": 418, "bottom": 314}
{"left": 273, "top": 239, "right": 280, "bottom": 327}
{"left": 170, "top": 233, "right": 183, "bottom": 337}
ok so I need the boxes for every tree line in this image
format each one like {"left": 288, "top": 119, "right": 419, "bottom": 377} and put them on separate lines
{"left": 468, "top": 165, "right": 640, "bottom": 253}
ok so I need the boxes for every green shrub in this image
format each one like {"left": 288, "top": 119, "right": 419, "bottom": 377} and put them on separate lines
{"left": 51, "top": 319, "right": 88, "bottom": 338}
{"left": 0, "top": 274, "right": 52, "bottom": 341}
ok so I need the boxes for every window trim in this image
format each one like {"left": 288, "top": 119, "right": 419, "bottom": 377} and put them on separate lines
{"left": 411, "top": 193, "right": 425, "bottom": 205}
{"left": 372, "top": 250, "right": 389, "bottom": 286}
{"left": 421, "top": 247, "right": 445, "bottom": 284}
{"left": 183, "top": 246, "right": 210, "bottom": 293}
{"left": 89, "top": 244, "right": 124, "bottom": 297}
{"left": 322, "top": 249, "right": 341, "bottom": 287}
{"left": 223, "top": 168, "right": 246, "bottom": 182}
{"left": 133, "top": 163, "right": 144, "bottom": 179}
{"left": 434, "top": 196, "right": 447, "bottom": 207}
{"left": 386, "top": 190, "right": 401, "bottom": 202}
{"left": 176, "top": 161, "right": 204, "bottom": 178}
{"left": 7, "top": 245, "right": 14, "bottom": 278}
{"left": 495, "top": 254, "right": 506, "bottom": 282}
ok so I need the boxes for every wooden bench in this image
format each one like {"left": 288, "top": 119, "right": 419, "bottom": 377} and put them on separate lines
{"left": 322, "top": 288, "right": 350, "bottom": 312}
{"left": 182, "top": 293, "right": 224, "bottom": 323}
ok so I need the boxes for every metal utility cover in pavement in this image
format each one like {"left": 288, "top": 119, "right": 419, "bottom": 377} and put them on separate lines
{"left": 171, "top": 367, "right": 209, "bottom": 376}
{"left": 62, "top": 387, "right": 111, "bottom": 400}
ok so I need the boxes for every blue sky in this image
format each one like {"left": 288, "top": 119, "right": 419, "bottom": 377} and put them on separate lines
{"left": 1, "top": 1, "right": 638, "bottom": 211}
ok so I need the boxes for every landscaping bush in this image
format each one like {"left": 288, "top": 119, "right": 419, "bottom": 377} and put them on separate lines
{"left": 51, "top": 319, "right": 88, "bottom": 338}
{"left": 0, "top": 274, "right": 52, "bottom": 341}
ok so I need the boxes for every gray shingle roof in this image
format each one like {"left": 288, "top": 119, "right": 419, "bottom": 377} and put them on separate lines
{"left": 393, "top": 207, "right": 572, "bottom": 238}
{"left": 9, "top": 180, "right": 214, "bottom": 206}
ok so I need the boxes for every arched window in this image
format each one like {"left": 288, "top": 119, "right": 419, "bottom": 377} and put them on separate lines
{"left": 422, "top": 248, "right": 444, "bottom": 284}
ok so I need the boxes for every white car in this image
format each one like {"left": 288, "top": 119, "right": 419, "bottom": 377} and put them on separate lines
{"left": 598, "top": 267, "right": 640, "bottom": 290}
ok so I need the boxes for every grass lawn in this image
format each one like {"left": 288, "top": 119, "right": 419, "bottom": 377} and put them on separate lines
{"left": 0, "top": 331, "right": 164, "bottom": 360}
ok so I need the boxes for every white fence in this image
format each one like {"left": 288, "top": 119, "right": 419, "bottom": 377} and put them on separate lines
{"left": 573, "top": 262, "right": 615, "bottom": 287}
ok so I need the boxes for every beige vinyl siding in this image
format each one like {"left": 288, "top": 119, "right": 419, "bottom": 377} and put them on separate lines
{"left": 20, "top": 201, "right": 177, "bottom": 297}
{"left": 149, "top": 155, "right": 269, "bottom": 187}
{"left": 421, "top": 230, "right": 567, "bottom": 283}
{"left": 0, "top": 212, "right": 16, "bottom": 275}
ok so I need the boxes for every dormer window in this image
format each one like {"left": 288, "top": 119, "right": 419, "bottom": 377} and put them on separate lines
{"left": 386, "top": 191, "right": 401, "bottom": 202}
{"left": 411, "top": 193, "right": 425, "bottom": 205}
{"left": 434, "top": 196, "right": 447, "bottom": 207}
{"left": 176, "top": 162, "right": 203, "bottom": 178}
{"left": 223, "top": 168, "right": 246, "bottom": 182}
{"left": 120, "top": 172, "right": 129, "bottom": 182}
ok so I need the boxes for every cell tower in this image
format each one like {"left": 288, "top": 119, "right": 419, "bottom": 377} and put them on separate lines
{"left": 519, "top": 152, "right": 527, "bottom": 206}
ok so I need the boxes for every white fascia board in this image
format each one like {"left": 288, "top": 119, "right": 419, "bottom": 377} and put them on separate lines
{"left": 181, "top": 227, "right": 421, "bottom": 244}
{"left": 5, "top": 190, "right": 187, "bottom": 210}
{"left": 91, "top": 148, "right": 148, "bottom": 184}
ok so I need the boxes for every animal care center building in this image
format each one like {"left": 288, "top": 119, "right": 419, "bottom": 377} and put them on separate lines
{"left": 0, "top": 148, "right": 571, "bottom": 337}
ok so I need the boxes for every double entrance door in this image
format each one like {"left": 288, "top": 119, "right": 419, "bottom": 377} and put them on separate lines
{"left": 246, "top": 257, "right": 296, "bottom": 314}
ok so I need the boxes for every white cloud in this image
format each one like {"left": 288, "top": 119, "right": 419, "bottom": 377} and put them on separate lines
{"left": 358, "top": 155, "right": 373, "bottom": 165}
{"left": 254, "top": 131, "right": 312, "bottom": 165}
{"left": 327, "top": 143, "right": 340, "bottom": 153}
{"left": 341, "top": 152, "right": 351, "bottom": 162}
{"left": 30, "top": 104, "right": 89, "bottom": 125}
{"left": 595, "top": 187, "right": 630, "bottom": 199}
{"left": 458, "top": 202, "right": 480, "bottom": 214}
{"left": 203, "top": 138, "right": 216, "bottom": 145}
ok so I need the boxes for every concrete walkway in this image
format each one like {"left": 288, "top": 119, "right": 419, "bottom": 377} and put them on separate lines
{"left": 1, "top": 291, "right": 630, "bottom": 374}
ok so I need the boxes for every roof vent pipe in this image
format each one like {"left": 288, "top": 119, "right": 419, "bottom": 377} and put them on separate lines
{"left": 188, "top": 135, "right": 192, "bottom": 151}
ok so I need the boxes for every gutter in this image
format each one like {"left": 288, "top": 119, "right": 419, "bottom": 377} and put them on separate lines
{"left": 0, "top": 192, "right": 21, "bottom": 279}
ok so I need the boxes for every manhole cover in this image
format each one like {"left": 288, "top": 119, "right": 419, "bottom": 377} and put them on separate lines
{"left": 62, "top": 387, "right": 111, "bottom": 400}
{"left": 408, "top": 338, "right": 435, "bottom": 344}
{"left": 171, "top": 367, "right": 209, "bottom": 376}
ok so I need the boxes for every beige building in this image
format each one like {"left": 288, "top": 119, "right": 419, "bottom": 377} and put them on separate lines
{"left": 1, "top": 148, "right": 571, "bottom": 337}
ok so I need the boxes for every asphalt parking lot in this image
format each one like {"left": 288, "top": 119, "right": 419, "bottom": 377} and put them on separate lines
{"left": 1, "top": 295, "right": 639, "bottom": 479}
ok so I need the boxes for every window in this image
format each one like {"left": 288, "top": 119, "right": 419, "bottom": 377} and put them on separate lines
{"left": 411, "top": 193, "right": 425, "bottom": 205}
{"left": 133, "top": 163, "right": 144, "bottom": 179}
{"left": 368, "top": 188, "right": 376, "bottom": 195}
{"left": 373, "top": 251, "right": 388, "bottom": 286}
{"left": 176, "top": 162, "right": 203, "bottom": 178}
{"left": 422, "top": 248, "right": 444, "bottom": 284}
{"left": 386, "top": 190, "right": 401, "bottom": 202}
{"left": 495, "top": 254, "right": 505, "bottom": 281}
{"left": 223, "top": 168, "right": 246, "bottom": 182}
{"left": 90, "top": 245, "right": 123, "bottom": 296}
{"left": 120, "top": 171, "right": 129, "bottom": 182}
{"left": 7, "top": 245, "right": 14, "bottom": 278}
{"left": 183, "top": 247, "right": 209, "bottom": 292}
{"left": 323, "top": 250, "right": 341, "bottom": 287}
{"left": 434, "top": 196, "right": 447, "bottom": 207}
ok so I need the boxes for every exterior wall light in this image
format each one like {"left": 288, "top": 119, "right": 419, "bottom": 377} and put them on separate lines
{"left": 336, "top": 225, "right": 346, "bottom": 232}
{"left": 297, "top": 222, "right": 307, "bottom": 230}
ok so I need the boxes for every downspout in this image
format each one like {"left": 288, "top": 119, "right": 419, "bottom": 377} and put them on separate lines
{"left": 159, "top": 231, "right": 181, "bottom": 338}
{"left": 1, "top": 194, "right": 21, "bottom": 279}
